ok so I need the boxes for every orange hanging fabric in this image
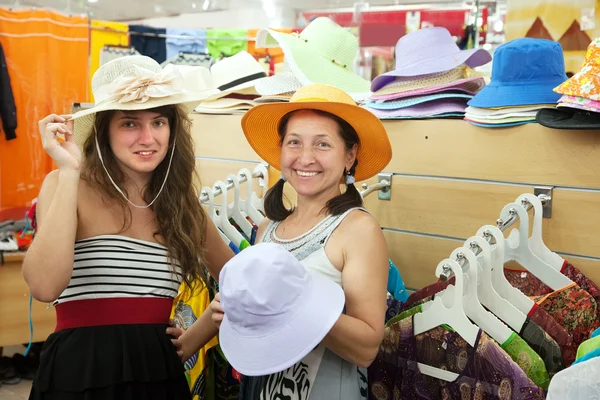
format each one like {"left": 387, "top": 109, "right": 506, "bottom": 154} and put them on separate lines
{"left": 0, "top": 8, "right": 89, "bottom": 209}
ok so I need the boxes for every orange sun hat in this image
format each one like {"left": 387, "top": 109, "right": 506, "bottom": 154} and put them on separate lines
{"left": 241, "top": 84, "right": 392, "bottom": 182}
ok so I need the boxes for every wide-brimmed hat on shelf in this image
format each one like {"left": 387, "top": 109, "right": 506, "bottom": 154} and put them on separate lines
{"left": 219, "top": 242, "right": 345, "bottom": 376}
{"left": 241, "top": 84, "right": 392, "bottom": 182}
{"left": 536, "top": 107, "right": 600, "bottom": 130}
{"left": 255, "top": 17, "right": 370, "bottom": 94}
{"left": 204, "top": 50, "right": 270, "bottom": 101}
{"left": 554, "top": 38, "right": 600, "bottom": 101}
{"left": 70, "top": 55, "right": 218, "bottom": 147}
{"left": 468, "top": 38, "right": 568, "bottom": 108}
{"left": 370, "top": 66, "right": 486, "bottom": 101}
{"left": 371, "top": 27, "right": 491, "bottom": 92}
{"left": 255, "top": 73, "right": 303, "bottom": 96}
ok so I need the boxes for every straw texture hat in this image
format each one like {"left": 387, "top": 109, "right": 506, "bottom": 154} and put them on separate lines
{"left": 241, "top": 84, "right": 392, "bottom": 182}
{"left": 70, "top": 55, "right": 218, "bottom": 147}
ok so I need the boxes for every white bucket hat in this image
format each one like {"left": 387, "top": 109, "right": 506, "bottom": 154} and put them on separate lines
{"left": 218, "top": 242, "right": 345, "bottom": 376}
{"left": 70, "top": 55, "right": 219, "bottom": 147}
{"left": 204, "top": 50, "right": 269, "bottom": 101}
{"left": 256, "top": 17, "right": 370, "bottom": 94}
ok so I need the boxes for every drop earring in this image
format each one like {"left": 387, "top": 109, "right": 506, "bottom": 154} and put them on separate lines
{"left": 345, "top": 170, "right": 355, "bottom": 185}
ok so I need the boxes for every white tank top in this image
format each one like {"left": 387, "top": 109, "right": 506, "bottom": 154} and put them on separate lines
{"left": 259, "top": 207, "right": 367, "bottom": 287}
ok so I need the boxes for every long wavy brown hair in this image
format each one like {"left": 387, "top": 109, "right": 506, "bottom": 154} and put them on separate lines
{"left": 81, "top": 104, "right": 208, "bottom": 291}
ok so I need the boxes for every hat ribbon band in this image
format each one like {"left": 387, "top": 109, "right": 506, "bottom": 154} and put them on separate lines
{"left": 218, "top": 72, "right": 267, "bottom": 91}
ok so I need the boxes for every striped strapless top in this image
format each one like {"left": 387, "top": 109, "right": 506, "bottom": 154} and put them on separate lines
{"left": 54, "top": 235, "right": 182, "bottom": 306}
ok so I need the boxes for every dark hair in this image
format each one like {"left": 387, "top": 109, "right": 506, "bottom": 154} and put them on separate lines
{"left": 81, "top": 105, "right": 209, "bottom": 292}
{"left": 264, "top": 109, "right": 363, "bottom": 221}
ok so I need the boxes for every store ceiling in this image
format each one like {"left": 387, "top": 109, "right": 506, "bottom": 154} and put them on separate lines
{"left": 0, "top": 0, "right": 486, "bottom": 21}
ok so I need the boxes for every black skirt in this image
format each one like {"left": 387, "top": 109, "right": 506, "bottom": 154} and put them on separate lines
{"left": 28, "top": 323, "right": 192, "bottom": 400}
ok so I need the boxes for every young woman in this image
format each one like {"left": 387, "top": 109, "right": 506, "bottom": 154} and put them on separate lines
{"left": 208, "top": 83, "right": 393, "bottom": 399}
{"left": 23, "top": 55, "right": 234, "bottom": 399}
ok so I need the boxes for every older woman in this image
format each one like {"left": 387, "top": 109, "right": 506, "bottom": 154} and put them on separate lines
{"left": 209, "top": 83, "right": 393, "bottom": 399}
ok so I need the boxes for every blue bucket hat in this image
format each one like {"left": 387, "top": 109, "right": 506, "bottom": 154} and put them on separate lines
{"left": 468, "top": 38, "right": 568, "bottom": 108}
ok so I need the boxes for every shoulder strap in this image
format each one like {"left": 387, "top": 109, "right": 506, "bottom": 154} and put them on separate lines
{"left": 322, "top": 207, "right": 368, "bottom": 247}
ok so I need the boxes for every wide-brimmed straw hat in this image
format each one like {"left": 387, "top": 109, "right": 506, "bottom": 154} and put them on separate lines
{"left": 241, "top": 84, "right": 392, "bottom": 182}
{"left": 219, "top": 242, "right": 345, "bottom": 376}
{"left": 70, "top": 55, "right": 219, "bottom": 147}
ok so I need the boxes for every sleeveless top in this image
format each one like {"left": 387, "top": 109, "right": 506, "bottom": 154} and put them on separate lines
{"left": 249, "top": 207, "right": 368, "bottom": 400}
{"left": 54, "top": 234, "right": 182, "bottom": 305}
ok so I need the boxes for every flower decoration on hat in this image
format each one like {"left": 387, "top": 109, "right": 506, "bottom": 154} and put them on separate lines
{"left": 108, "top": 65, "right": 185, "bottom": 104}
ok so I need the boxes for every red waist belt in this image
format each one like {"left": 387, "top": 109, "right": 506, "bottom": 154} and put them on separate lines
{"left": 55, "top": 297, "right": 173, "bottom": 331}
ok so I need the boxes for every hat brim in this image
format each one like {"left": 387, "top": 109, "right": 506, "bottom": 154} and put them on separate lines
{"left": 241, "top": 101, "right": 392, "bottom": 182}
{"left": 536, "top": 107, "right": 600, "bottom": 130}
{"left": 370, "top": 78, "right": 485, "bottom": 101}
{"left": 71, "top": 91, "right": 219, "bottom": 148}
{"left": 264, "top": 29, "right": 371, "bottom": 94}
{"left": 370, "top": 48, "right": 491, "bottom": 92}
{"left": 219, "top": 271, "right": 345, "bottom": 376}
{"left": 255, "top": 74, "right": 303, "bottom": 96}
{"left": 204, "top": 79, "right": 268, "bottom": 102}
{"left": 467, "top": 79, "right": 566, "bottom": 108}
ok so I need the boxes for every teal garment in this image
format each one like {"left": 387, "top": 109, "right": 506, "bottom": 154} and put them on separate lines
{"left": 388, "top": 259, "right": 408, "bottom": 302}
{"left": 206, "top": 29, "right": 247, "bottom": 59}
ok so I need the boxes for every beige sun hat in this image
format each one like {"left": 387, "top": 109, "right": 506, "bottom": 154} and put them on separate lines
{"left": 203, "top": 51, "right": 271, "bottom": 101}
{"left": 70, "top": 55, "right": 219, "bottom": 147}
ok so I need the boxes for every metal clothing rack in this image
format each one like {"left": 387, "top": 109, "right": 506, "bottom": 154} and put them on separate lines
{"left": 199, "top": 168, "right": 265, "bottom": 203}
{"left": 199, "top": 165, "right": 393, "bottom": 204}
{"left": 439, "top": 193, "right": 552, "bottom": 281}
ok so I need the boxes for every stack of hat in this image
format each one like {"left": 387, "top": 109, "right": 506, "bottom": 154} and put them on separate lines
{"left": 366, "top": 27, "right": 490, "bottom": 120}
{"left": 253, "top": 61, "right": 304, "bottom": 104}
{"left": 465, "top": 38, "right": 567, "bottom": 127}
{"left": 255, "top": 17, "right": 371, "bottom": 101}
{"left": 194, "top": 51, "right": 301, "bottom": 115}
{"left": 537, "top": 37, "right": 600, "bottom": 130}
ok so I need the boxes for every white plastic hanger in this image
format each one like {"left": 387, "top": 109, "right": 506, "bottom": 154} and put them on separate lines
{"left": 201, "top": 186, "right": 232, "bottom": 245}
{"left": 238, "top": 168, "right": 265, "bottom": 225}
{"left": 213, "top": 181, "right": 246, "bottom": 246}
{"left": 226, "top": 174, "right": 254, "bottom": 238}
{"left": 413, "top": 259, "right": 479, "bottom": 381}
{"left": 450, "top": 247, "right": 513, "bottom": 345}
{"left": 515, "top": 193, "right": 565, "bottom": 271}
{"left": 499, "top": 202, "right": 572, "bottom": 290}
{"left": 251, "top": 164, "right": 269, "bottom": 214}
{"left": 467, "top": 236, "right": 527, "bottom": 332}
{"left": 476, "top": 225, "right": 537, "bottom": 315}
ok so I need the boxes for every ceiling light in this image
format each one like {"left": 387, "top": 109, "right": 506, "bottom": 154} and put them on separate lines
{"left": 191, "top": 3, "right": 197, "bottom": 8}
{"left": 87, "top": 0, "right": 98, "bottom": 3}
{"left": 202, "top": 0, "right": 210, "bottom": 10}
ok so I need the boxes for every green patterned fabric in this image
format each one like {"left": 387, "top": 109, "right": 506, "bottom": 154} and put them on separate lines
{"left": 386, "top": 304, "right": 422, "bottom": 327}
{"left": 501, "top": 331, "right": 550, "bottom": 389}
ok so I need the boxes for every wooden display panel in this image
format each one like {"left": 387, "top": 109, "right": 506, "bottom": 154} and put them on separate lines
{"left": 0, "top": 254, "right": 55, "bottom": 347}
{"left": 363, "top": 176, "right": 600, "bottom": 259}
{"left": 384, "top": 120, "right": 600, "bottom": 189}
{"left": 191, "top": 114, "right": 261, "bottom": 162}
{"left": 190, "top": 114, "right": 600, "bottom": 189}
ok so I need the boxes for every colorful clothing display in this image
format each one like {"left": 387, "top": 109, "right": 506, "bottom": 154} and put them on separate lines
{"left": 527, "top": 304, "right": 577, "bottom": 367}
{"left": 500, "top": 332, "right": 550, "bottom": 389}
{"left": 519, "top": 318, "right": 564, "bottom": 377}
{"left": 532, "top": 283, "right": 599, "bottom": 347}
{"left": 368, "top": 316, "right": 546, "bottom": 399}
